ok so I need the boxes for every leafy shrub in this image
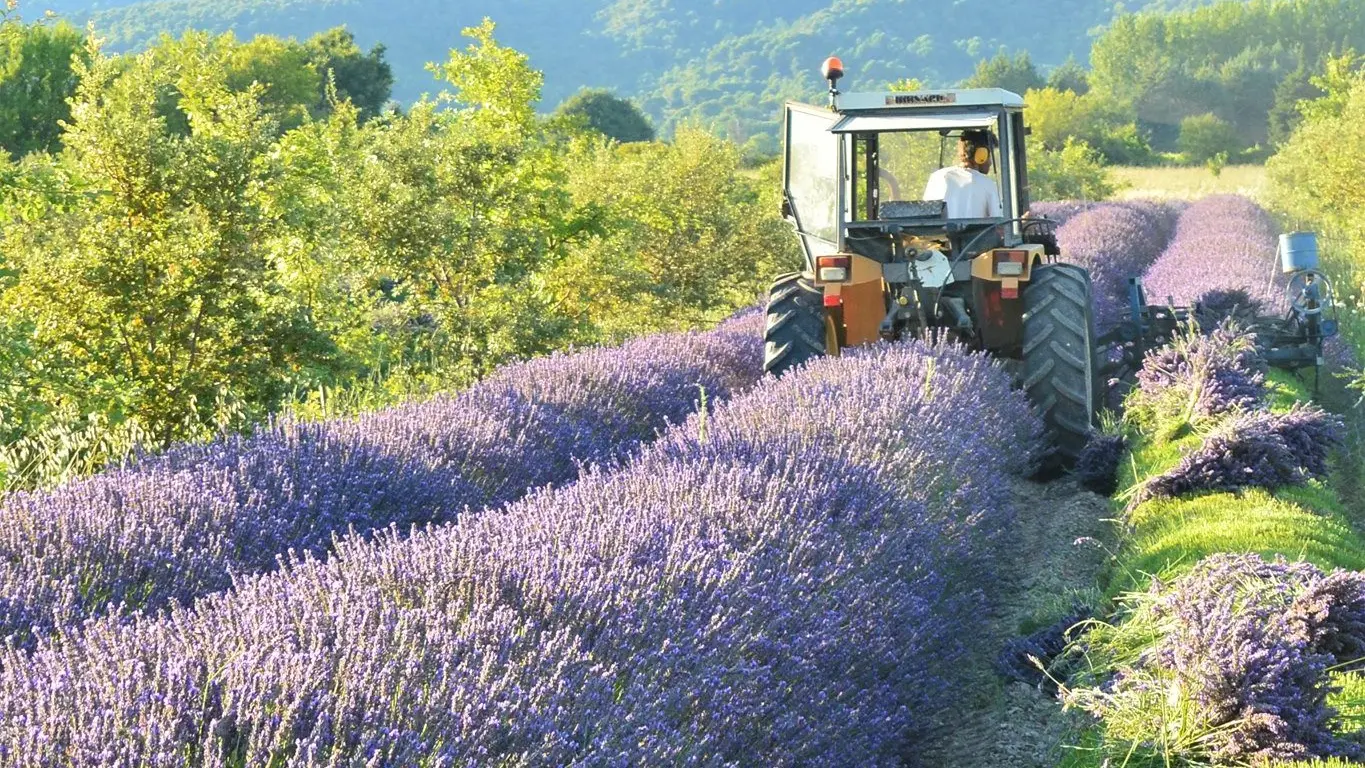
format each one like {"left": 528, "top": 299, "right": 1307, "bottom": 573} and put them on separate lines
{"left": 1178, "top": 113, "right": 1243, "bottom": 165}
{"left": 552, "top": 87, "right": 654, "bottom": 142}
{"left": 1027, "top": 137, "right": 1121, "bottom": 201}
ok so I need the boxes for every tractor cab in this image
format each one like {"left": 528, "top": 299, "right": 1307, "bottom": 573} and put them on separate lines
{"left": 783, "top": 87, "right": 1035, "bottom": 265}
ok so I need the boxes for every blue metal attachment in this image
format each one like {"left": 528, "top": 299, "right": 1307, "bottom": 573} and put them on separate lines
{"left": 1279, "top": 232, "right": 1320, "bottom": 274}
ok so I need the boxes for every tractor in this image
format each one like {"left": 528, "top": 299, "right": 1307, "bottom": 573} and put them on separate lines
{"left": 766, "top": 58, "right": 1096, "bottom": 465}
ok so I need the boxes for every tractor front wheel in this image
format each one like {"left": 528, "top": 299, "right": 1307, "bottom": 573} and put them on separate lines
{"left": 764, "top": 273, "right": 829, "bottom": 377}
{"left": 1022, "top": 264, "right": 1099, "bottom": 469}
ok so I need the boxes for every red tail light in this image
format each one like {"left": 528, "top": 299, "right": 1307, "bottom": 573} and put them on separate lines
{"left": 816, "top": 255, "right": 851, "bottom": 282}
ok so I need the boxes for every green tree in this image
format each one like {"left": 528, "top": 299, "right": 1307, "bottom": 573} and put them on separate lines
{"left": 345, "top": 20, "right": 599, "bottom": 378}
{"left": 1299, "top": 51, "right": 1363, "bottom": 124}
{"left": 0, "top": 14, "right": 87, "bottom": 157}
{"left": 0, "top": 42, "right": 328, "bottom": 443}
{"left": 1178, "top": 112, "right": 1241, "bottom": 164}
{"left": 1266, "top": 66, "right": 1365, "bottom": 352}
{"left": 224, "top": 33, "right": 320, "bottom": 130}
{"left": 962, "top": 50, "right": 1044, "bottom": 94}
{"left": 553, "top": 128, "right": 796, "bottom": 340}
{"left": 1027, "top": 137, "right": 1119, "bottom": 201}
{"left": 305, "top": 27, "right": 393, "bottom": 120}
{"left": 1090, "top": 1, "right": 1365, "bottom": 147}
{"left": 144, "top": 31, "right": 321, "bottom": 134}
{"left": 1025, "top": 86, "right": 1150, "bottom": 164}
{"left": 1046, "top": 56, "right": 1090, "bottom": 94}
{"left": 553, "top": 88, "right": 654, "bottom": 143}
{"left": 1268, "top": 65, "right": 1365, "bottom": 241}
{"left": 1268, "top": 58, "right": 1324, "bottom": 147}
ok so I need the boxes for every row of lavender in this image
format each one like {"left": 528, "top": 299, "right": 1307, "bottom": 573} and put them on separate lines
{"left": 0, "top": 314, "right": 764, "bottom": 651}
{"left": 0, "top": 340, "right": 1043, "bottom": 765}
{"left": 1040, "top": 195, "right": 1284, "bottom": 317}
{"left": 1043, "top": 199, "right": 1182, "bottom": 331}
{"left": 1067, "top": 196, "right": 1364, "bottom": 762}
{"left": 1143, "top": 195, "right": 1289, "bottom": 314}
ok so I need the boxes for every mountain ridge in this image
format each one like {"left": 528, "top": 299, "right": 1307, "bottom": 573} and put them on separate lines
{"left": 32, "top": 0, "right": 1230, "bottom": 145}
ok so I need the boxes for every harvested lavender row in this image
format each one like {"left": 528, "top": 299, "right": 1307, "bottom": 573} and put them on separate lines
{"left": 1056, "top": 201, "right": 1180, "bottom": 330}
{"left": 0, "top": 341, "right": 1042, "bottom": 766}
{"left": 1131, "top": 321, "right": 1269, "bottom": 423}
{"left": 1075, "top": 554, "right": 1365, "bottom": 762}
{"left": 1137, "top": 405, "right": 1343, "bottom": 503}
{"left": 1142, "top": 195, "right": 1288, "bottom": 313}
{"left": 0, "top": 326, "right": 762, "bottom": 650}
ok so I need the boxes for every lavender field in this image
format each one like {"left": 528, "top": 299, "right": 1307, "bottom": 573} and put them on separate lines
{"left": 1, "top": 194, "right": 1359, "bottom": 765}
{"left": 0, "top": 339, "right": 1044, "bottom": 765}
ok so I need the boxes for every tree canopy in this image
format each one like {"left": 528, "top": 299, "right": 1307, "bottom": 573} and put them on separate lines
{"left": 554, "top": 89, "right": 654, "bottom": 143}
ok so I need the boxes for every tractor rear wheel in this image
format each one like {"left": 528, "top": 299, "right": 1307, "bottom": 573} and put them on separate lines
{"left": 1022, "top": 264, "right": 1099, "bottom": 469}
{"left": 764, "top": 273, "right": 829, "bottom": 377}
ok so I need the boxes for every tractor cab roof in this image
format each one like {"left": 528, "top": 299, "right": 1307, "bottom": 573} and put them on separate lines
{"left": 834, "top": 88, "right": 1026, "bottom": 113}
{"left": 800, "top": 88, "right": 1026, "bottom": 134}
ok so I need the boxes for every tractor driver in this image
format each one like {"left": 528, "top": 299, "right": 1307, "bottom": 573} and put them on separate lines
{"left": 922, "top": 130, "right": 1004, "bottom": 219}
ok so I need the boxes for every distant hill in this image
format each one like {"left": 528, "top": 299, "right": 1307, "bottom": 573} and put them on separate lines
{"left": 35, "top": 0, "right": 1227, "bottom": 145}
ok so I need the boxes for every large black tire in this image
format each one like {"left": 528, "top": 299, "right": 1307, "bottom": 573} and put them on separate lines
{"left": 1022, "top": 264, "right": 1099, "bottom": 468}
{"left": 764, "top": 273, "right": 828, "bottom": 377}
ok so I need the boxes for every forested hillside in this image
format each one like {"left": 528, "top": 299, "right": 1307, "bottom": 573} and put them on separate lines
{"left": 38, "top": 0, "right": 1219, "bottom": 152}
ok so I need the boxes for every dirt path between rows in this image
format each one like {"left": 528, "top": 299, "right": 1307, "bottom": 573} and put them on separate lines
{"left": 913, "top": 477, "right": 1115, "bottom": 768}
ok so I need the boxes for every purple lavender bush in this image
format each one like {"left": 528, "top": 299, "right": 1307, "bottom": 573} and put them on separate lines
{"left": 1130, "top": 322, "right": 1268, "bottom": 428}
{"left": 1143, "top": 195, "right": 1288, "bottom": 314}
{"left": 0, "top": 341, "right": 1041, "bottom": 765}
{"left": 1056, "top": 202, "right": 1176, "bottom": 331}
{"left": 1094, "top": 554, "right": 1365, "bottom": 762}
{"left": 1031, "top": 200, "right": 1096, "bottom": 226}
{"left": 652, "top": 340, "right": 1045, "bottom": 561}
{"left": 1138, "top": 405, "right": 1343, "bottom": 503}
{"left": 1194, "top": 288, "right": 1263, "bottom": 330}
{"left": 0, "top": 327, "right": 762, "bottom": 650}
{"left": 997, "top": 606, "right": 1091, "bottom": 691}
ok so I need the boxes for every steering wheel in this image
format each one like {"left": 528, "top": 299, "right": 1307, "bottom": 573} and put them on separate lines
{"left": 878, "top": 168, "right": 901, "bottom": 200}
{"left": 1286, "top": 270, "right": 1333, "bottom": 317}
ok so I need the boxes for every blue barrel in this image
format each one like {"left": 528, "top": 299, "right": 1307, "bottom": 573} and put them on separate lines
{"left": 1280, "top": 232, "right": 1319, "bottom": 274}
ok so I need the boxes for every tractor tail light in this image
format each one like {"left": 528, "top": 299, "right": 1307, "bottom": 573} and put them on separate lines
{"left": 994, "top": 250, "right": 1028, "bottom": 277}
{"left": 817, "top": 255, "right": 851, "bottom": 282}
{"left": 823, "top": 293, "right": 843, "bottom": 307}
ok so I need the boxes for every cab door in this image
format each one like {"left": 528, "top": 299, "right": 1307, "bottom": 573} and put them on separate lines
{"left": 783, "top": 103, "right": 842, "bottom": 266}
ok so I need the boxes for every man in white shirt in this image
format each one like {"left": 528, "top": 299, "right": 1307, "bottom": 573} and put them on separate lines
{"left": 922, "top": 130, "right": 1004, "bottom": 219}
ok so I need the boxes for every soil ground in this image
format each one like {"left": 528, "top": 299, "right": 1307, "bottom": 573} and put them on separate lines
{"left": 914, "top": 477, "right": 1116, "bottom": 768}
